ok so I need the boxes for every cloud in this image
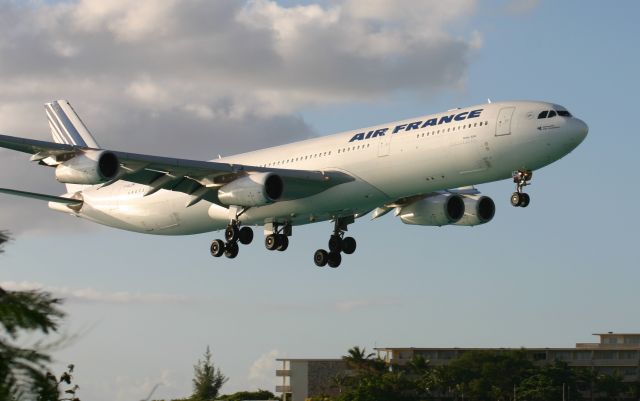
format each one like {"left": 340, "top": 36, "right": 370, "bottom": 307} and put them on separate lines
{"left": 0, "top": 281, "right": 193, "bottom": 305}
{"left": 248, "top": 349, "right": 281, "bottom": 390}
{"left": 0, "top": 0, "right": 480, "bottom": 233}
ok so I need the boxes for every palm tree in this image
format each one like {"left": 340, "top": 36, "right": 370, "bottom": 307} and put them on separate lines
{"left": 0, "top": 231, "right": 69, "bottom": 400}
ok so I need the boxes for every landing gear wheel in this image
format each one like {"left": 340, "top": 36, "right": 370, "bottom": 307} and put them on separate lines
{"left": 265, "top": 234, "right": 279, "bottom": 251}
{"left": 314, "top": 249, "right": 328, "bottom": 267}
{"left": 511, "top": 192, "right": 521, "bottom": 207}
{"left": 238, "top": 226, "right": 254, "bottom": 245}
{"left": 210, "top": 239, "right": 225, "bottom": 257}
{"left": 341, "top": 237, "right": 356, "bottom": 255}
{"left": 225, "top": 225, "right": 239, "bottom": 242}
{"left": 327, "top": 252, "right": 342, "bottom": 268}
{"left": 224, "top": 241, "right": 239, "bottom": 258}
{"left": 328, "top": 235, "right": 343, "bottom": 253}
{"left": 519, "top": 193, "right": 530, "bottom": 208}
{"left": 277, "top": 235, "right": 289, "bottom": 251}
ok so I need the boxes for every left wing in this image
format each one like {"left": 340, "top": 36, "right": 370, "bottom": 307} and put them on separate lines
{"left": 0, "top": 133, "right": 354, "bottom": 206}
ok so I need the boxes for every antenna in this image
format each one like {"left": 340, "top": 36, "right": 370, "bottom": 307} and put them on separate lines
{"left": 487, "top": 98, "right": 492, "bottom": 104}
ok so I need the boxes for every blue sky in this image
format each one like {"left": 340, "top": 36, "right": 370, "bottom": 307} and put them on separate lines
{"left": 2, "top": 1, "right": 639, "bottom": 400}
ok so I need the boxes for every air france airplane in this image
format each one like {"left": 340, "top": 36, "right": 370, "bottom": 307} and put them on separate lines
{"left": 0, "top": 100, "right": 587, "bottom": 267}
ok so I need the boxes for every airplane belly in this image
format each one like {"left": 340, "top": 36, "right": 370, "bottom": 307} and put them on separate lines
{"left": 225, "top": 177, "right": 391, "bottom": 227}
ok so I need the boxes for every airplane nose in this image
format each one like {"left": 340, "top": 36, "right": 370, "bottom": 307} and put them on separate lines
{"left": 573, "top": 118, "right": 588, "bottom": 143}
{"left": 576, "top": 118, "right": 589, "bottom": 142}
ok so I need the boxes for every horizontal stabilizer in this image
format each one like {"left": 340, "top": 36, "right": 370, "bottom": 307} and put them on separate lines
{"left": 0, "top": 187, "right": 82, "bottom": 207}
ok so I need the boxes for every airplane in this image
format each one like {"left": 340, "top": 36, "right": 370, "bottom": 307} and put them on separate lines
{"left": 0, "top": 100, "right": 588, "bottom": 267}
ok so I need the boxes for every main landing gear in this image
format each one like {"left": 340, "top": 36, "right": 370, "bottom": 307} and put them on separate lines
{"left": 511, "top": 170, "right": 532, "bottom": 208}
{"left": 210, "top": 220, "right": 254, "bottom": 259}
{"left": 314, "top": 216, "right": 357, "bottom": 268}
{"left": 264, "top": 223, "right": 291, "bottom": 252}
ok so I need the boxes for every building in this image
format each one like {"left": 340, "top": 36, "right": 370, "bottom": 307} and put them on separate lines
{"left": 276, "top": 359, "right": 348, "bottom": 401}
{"left": 276, "top": 333, "right": 640, "bottom": 401}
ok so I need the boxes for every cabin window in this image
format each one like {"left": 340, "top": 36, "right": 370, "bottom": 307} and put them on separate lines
{"left": 557, "top": 110, "right": 572, "bottom": 117}
{"left": 548, "top": 110, "right": 557, "bottom": 118}
{"left": 538, "top": 111, "right": 548, "bottom": 119}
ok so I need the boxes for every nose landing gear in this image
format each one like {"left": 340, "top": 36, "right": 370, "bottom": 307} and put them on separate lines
{"left": 314, "top": 216, "right": 357, "bottom": 268}
{"left": 511, "top": 170, "right": 532, "bottom": 208}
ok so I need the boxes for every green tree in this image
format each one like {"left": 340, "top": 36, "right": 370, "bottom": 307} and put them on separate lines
{"left": 217, "top": 389, "right": 278, "bottom": 400}
{"left": 191, "top": 346, "right": 227, "bottom": 401}
{"left": 440, "top": 350, "right": 534, "bottom": 401}
{"left": 0, "top": 231, "right": 79, "bottom": 401}
{"left": 595, "top": 373, "right": 625, "bottom": 401}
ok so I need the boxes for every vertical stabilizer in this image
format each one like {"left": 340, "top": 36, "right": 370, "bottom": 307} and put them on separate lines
{"left": 44, "top": 100, "right": 100, "bottom": 148}
{"left": 44, "top": 100, "right": 101, "bottom": 192}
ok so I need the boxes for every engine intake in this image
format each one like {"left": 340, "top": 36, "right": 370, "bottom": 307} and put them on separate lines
{"left": 454, "top": 195, "right": 496, "bottom": 226}
{"left": 218, "top": 173, "right": 283, "bottom": 207}
{"left": 55, "top": 150, "right": 120, "bottom": 185}
{"left": 398, "top": 194, "right": 465, "bottom": 226}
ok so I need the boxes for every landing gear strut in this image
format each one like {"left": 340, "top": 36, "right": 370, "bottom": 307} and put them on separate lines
{"left": 511, "top": 170, "right": 532, "bottom": 208}
{"left": 211, "top": 208, "right": 254, "bottom": 259}
{"left": 314, "top": 216, "right": 357, "bottom": 268}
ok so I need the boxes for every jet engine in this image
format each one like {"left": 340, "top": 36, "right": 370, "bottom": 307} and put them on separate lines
{"left": 454, "top": 195, "right": 496, "bottom": 226}
{"left": 218, "top": 172, "right": 283, "bottom": 207}
{"left": 55, "top": 150, "right": 120, "bottom": 184}
{"left": 397, "top": 194, "right": 465, "bottom": 226}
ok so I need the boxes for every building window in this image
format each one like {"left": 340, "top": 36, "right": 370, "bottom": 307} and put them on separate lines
{"left": 574, "top": 351, "right": 592, "bottom": 360}
{"left": 532, "top": 352, "right": 547, "bottom": 361}
{"left": 619, "top": 351, "right": 638, "bottom": 359}
{"left": 594, "top": 351, "right": 617, "bottom": 360}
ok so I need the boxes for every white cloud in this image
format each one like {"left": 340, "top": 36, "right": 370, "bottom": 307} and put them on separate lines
{"left": 248, "top": 349, "right": 281, "bottom": 390}
{"left": 0, "top": 0, "right": 480, "bottom": 233}
{"left": 0, "top": 281, "right": 193, "bottom": 305}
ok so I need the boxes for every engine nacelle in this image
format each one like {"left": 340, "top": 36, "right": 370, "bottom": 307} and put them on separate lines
{"left": 55, "top": 150, "right": 119, "bottom": 184}
{"left": 454, "top": 195, "right": 496, "bottom": 226}
{"left": 397, "top": 194, "right": 465, "bottom": 226}
{"left": 218, "top": 173, "right": 283, "bottom": 207}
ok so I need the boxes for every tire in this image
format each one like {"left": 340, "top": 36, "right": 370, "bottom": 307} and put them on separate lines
{"left": 314, "top": 249, "right": 328, "bottom": 267}
{"left": 210, "top": 239, "right": 225, "bottom": 257}
{"left": 277, "top": 235, "right": 289, "bottom": 251}
{"left": 327, "top": 252, "right": 342, "bottom": 268}
{"left": 328, "top": 235, "right": 342, "bottom": 253}
{"left": 224, "top": 241, "right": 239, "bottom": 258}
{"left": 265, "top": 234, "right": 278, "bottom": 251}
{"left": 238, "top": 226, "right": 254, "bottom": 245}
{"left": 510, "top": 192, "right": 521, "bottom": 207}
{"left": 519, "top": 193, "right": 530, "bottom": 208}
{"left": 225, "top": 225, "right": 239, "bottom": 242}
{"left": 342, "top": 237, "right": 356, "bottom": 255}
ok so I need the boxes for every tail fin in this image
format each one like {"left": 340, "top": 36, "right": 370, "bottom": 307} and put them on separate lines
{"left": 44, "top": 100, "right": 100, "bottom": 148}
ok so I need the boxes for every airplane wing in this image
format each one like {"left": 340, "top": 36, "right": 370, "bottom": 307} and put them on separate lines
{"left": 0, "top": 133, "right": 354, "bottom": 206}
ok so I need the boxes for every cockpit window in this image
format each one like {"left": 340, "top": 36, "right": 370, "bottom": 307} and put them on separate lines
{"left": 548, "top": 110, "right": 557, "bottom": 118}
{"left": 557, "top": 110, "right": 572, "bottom": 117}
{"left": 538, "top": 111, "right": 548, "bottom": 119}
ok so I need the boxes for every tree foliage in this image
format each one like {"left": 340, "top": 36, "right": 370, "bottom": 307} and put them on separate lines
{"left": 217, "top": 389, "right": 277, "bottom": 400}
{"left": 191, "top": 346, "right": 228, "bottom": 401}
{"left": 324, "top": 348, "right": 630, "bottom": 401}
{"left": 0, "top": 231, "right": 80, "bottom": 401}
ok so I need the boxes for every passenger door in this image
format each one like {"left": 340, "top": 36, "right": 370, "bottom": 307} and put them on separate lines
{"left": 495, "top": 107, "right": 515, "bottom": 136}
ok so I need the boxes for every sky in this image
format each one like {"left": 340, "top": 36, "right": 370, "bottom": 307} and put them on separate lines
{"left": 1, "top": 0, "right": 639, "bottom": 400}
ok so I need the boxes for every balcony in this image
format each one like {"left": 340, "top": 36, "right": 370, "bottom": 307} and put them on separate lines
{"left": 276, "top": 369, "right": 290, "bottom": 377}
{"left": 276, "top": 385, "right": 291, "bottom": 393}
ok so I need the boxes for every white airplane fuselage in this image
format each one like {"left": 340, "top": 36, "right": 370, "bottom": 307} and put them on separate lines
{"left": 59, "top": 100, "right": 587, "bottom": 234}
